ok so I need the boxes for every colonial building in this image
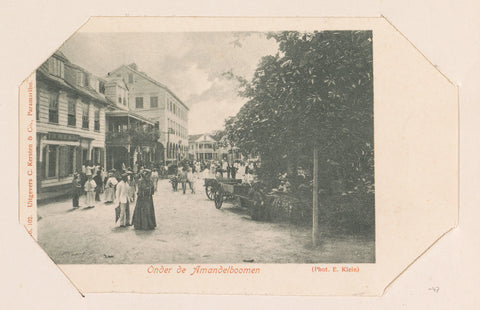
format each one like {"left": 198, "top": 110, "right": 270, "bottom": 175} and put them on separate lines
{"left": 103, "top": 77, "right": 160, "bottom": 170}
{"left": 188, "top": 134, "right": 242, "bottom": 162}
{"left": 36, "top": 52, "right": 109, "bottom": 199}
{"left": 188, "top": 134, "right": 218, "bottom": 161}
{"left": 107, "top": 63, "right": 189, "bottom": 164}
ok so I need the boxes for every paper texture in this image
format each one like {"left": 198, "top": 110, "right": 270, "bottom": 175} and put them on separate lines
{"left": 17, "top": 16, "right": 457, "bottom": 296}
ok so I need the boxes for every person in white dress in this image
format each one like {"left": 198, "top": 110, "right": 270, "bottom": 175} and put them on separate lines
{"left": 104, "top": 172, "right": 118, "bottom": 203}
{"left": 84, "top": 175, "right": 96, "bottom": 208}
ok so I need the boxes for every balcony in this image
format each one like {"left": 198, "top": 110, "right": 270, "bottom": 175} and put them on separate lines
{"left": 106, "top": 126, "right": 159, "bottom": 147}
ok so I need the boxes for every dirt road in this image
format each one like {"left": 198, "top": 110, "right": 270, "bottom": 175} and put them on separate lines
{"left": 37, "top": 179, "right": 374, "bottom": 264}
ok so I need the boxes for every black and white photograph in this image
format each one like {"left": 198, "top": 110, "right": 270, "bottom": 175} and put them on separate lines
{"left": 34, "top": 30, "right": 375, "bottom": 264}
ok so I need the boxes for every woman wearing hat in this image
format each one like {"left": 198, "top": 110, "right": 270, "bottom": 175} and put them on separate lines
{"left": 104, "top": 171, "right": 118, "bottom": 203}
{"left": 132, "top": 170, "right": 156, "bottom": 230}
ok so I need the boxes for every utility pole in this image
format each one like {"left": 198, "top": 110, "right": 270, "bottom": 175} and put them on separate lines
{"left": 312, "top": 143, "right": 319, "bottom": 246}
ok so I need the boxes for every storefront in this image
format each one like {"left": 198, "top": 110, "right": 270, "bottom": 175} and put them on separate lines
{"left": 36, "top": 132, "right": 105, "bottom": 199}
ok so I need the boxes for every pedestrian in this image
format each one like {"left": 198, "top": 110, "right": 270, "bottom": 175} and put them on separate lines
{"left": 179, "top": 166, "right": 188, "bottom": 194}
{"left": 84, "top": 174, "right": 96, "bottom": 208}
{"left": 86, "top": 160, "right": 95, "bottom": 177}
{"left": 72, "top": 172, "right": 82, "bottom": 208}
{"left": 187, "top": 167, "right": 196, "bottom": 194}
{"left": 115, "top": 173, "right": 131, "bottom": 227}
{"left": 151, "top": 168, "right": 159, "bottom": 192}
{"left": 132, "top": 170, "right": 156, "bottom": 230}
{"left": 226, "top": 163, "right": 231, "bottom": 179}
{"left": 104, "top": 171, "right": 118, "bottom": 203}
{"left": 93, "top": 170, "right": 103, "bottom": 201}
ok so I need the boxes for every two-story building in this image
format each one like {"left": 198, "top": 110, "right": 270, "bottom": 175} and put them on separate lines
{"left": 188, "top": 133, "right": 243, "bottom": 163}
{"left": 188, "top": 134, "right": 218, "bottom": 161}
{"left": 106, "top": 63, "right": 189, "bottom": 164}
{"left": 36, "top": 51, "right": 109, "bottom": 200}
{"left": 103, "top": 76, "right": 160, "bottom": 170}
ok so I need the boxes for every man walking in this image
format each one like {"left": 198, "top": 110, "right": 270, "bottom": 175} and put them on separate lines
{"left": 116, "top": 173, "right": 131, "bottom": 227}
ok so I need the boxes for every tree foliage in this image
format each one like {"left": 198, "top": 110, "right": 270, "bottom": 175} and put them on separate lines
{"left": 226, "top": 31, "right": 374, "bottom": 193}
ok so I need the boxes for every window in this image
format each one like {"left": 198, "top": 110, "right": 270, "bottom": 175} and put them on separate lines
{"left": 94, "top": 109, "right": 100, "bottom": 131}
{"left": 48, "top": 58, "right": 64, "bottom": 78}
{"left": 47, "top": 145, "right": 58, "bottom": 178}
{"left": 118, "top": 96, "right": 122, "bottom": 104}
{"left": 99, "top": 81, "right": 105, "bottom": 94}
{"left": 135, "top": 97, "right": 143, "bottom": 109}
{"left": 82, "top": 102, "right": 89, "bottom": 129}
{"left": 67, "top": 146, "right": 75, "bottom": 175}
{"left": 150, "top": 96, "right": 158, "bottom": 108}
{"left": 48, "top": 92, "right": 59, "bottom": 123}
{"left": 76, "top": 71, "right": 85, "bottom": 87}
{"left": 128, "top": 73, "right": 133, "bottom": 83}
{"left": 123, "top": 97, "right": 127, "bottom": 106}
{"left": 67, "top": 97, "right": 76, "bottom": 126}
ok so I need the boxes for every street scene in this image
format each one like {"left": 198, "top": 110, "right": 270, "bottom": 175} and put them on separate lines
{"left": 35, "top": 31, "right": 375, "bottom": 264}
{"left": 38, "top": 179, "right": 374, "bottom": 264}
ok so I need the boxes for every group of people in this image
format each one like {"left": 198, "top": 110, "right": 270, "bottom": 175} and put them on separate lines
{"left": 201, "top": 159, "right": 257, "bottom": 182}
{"left": 71, "top": 161, "right": 159, "bottom": 230}
{"left": 170, "top": 164, "right": 198, "bottom": 194}
{"left": 168, "top": 159, "right": 259, "bottom": 195}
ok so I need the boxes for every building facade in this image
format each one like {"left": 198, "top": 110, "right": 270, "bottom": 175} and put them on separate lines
{"left": 36, "top": 52, "right": 109, "bottom": 200}
{"left": 188, "top": 134, "right": 243, "bottom": 162}
{"left": 107, "top": 63, "right": 189, "bottom": 164}
{"left": 103, "top": 77, "right": 160, "bottom": 170}
{"left": 188, "top": 134, "right": 218, "bottom": 161}
{"left": 36, "top": 56, "right": 188, "bottom": 200}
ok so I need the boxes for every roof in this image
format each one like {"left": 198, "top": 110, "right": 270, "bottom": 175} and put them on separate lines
{"left": 36, "top": 66, "right": 110, "bottom": 107}
{"left": 105, "top": 110, "right": 156, "bottom": 126}
{"left": 188, "top": 134, "right": 203, "bottom": 142}
{"left": 188, "top": 134, "right": 217, "bottom": 143}
{"left": 108, "top": 64, "right": 189, "bottom": 111}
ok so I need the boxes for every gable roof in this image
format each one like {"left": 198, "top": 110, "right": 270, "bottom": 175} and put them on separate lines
{"left": 108, "top": 64, "right": 189, "bottom": 111}
{"left": 189, "top": 134, "right": 217, "bottom": 143}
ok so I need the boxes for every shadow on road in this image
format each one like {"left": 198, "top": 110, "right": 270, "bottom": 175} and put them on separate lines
{"left": 134, "top": 229, "right": 156, "bottom": 238}
{"left": 81, "top": 206, "right": 96, "bottom": 211}
{"left": 220, "top": 204, "right": 251, "bottom": 216}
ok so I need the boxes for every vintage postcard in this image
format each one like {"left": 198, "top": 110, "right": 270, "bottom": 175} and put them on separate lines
{"left": 18, "top": 17, "right": 457, "bottom": 295}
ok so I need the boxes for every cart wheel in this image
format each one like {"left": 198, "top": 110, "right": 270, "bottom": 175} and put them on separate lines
{"left": 214, "top": 190, "right": 223, "bottom": 209}
{"left": 205, "top": 185, "right": 215, "bottom": 200}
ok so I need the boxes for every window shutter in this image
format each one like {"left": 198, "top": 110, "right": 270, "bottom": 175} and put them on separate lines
{"left": 58, "top": 146, "right": 69, "bottom": 178}
{"left": 76, "top": 147, "right": 82, "bottom": 172}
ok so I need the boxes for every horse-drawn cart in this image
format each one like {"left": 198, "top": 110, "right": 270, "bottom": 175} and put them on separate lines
{"left": 207, "top": 178, "right": 266, "bottom": 220}
{"left": 203, "top": 177, "right": 241, "bottom": 200}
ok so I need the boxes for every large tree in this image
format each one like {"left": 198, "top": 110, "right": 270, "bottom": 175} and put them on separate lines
{"left": 226, "top": 31, "right": 374, "bottom": 193}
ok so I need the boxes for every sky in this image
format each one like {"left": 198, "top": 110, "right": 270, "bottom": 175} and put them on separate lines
{"left": 58, "top": 32, "right": 279, "bottom": 134}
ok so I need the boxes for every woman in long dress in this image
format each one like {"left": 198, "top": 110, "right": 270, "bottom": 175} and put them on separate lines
{"left": 132, "top": 171, "right": 156, "bottom": 230}
{"left": 84, "top": 175, "right": 96, "bottom": 208}
{"left": 104, "top": 172, "right": 118, "bottom": 203}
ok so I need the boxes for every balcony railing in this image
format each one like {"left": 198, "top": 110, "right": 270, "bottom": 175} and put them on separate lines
{"left": 106, "top": 126, "right": 159, "bottom": 146}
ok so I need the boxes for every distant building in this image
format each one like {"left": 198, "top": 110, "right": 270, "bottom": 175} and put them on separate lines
{"left": 188, "top": 134, "right": 242, "bottom": 162}
{"left": 36, "top": 51, "right": 109, "bottom": 199}
{"left": 107, "top": 63, "right": 189, "bottom": 164}
{"left": 188, "top": 134, "right": 218, "bottom": 161}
